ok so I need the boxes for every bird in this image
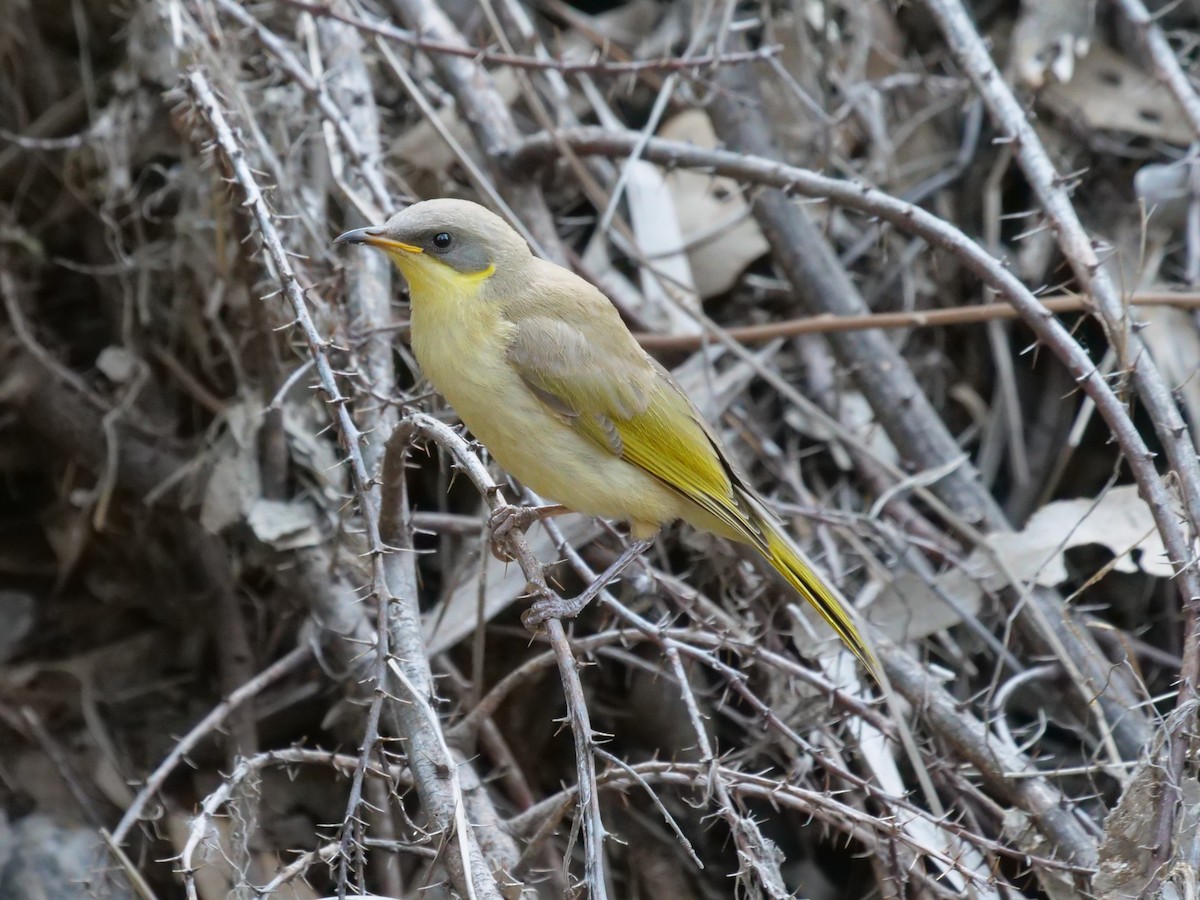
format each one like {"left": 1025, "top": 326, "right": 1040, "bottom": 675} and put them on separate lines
{"left": 336, "top": 198, "right": 875, "bottom": 671}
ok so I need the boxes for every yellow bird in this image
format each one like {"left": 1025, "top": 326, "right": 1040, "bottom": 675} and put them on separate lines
{"left": 336, "top": 199, "right": 875, "bottom": 671}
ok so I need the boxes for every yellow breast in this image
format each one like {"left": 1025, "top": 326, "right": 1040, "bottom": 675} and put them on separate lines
{"left": 404, "top": 264, "right": 687, "bottom": 530}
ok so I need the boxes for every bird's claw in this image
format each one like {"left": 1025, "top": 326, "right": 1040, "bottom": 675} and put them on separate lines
{"left": 521, "top": 592, "right": 592, "bottom": 630}
{"left": 487, "top": 504, "right": 542, "bottom": 562}
{"left": 520, "top": 535, "right": 652, "bottom": 631}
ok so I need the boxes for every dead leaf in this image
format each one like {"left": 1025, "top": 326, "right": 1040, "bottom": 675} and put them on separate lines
{"left": 625, "top": 154, "right": 702, "bottom": 331}
{"left": 1135, "top": 159, "right": 1193, "bottom": 230}
{"left": 869, "top": 485, "right": 1186, "bottom": 638}
{"left": 284, "top": 404, "right": 344, "bottom": 501}
{"left": 1002, "top": 809, "right": 1083, "bottom": 899}
{"left": 1139, "top": 305, "right": 1200, "bottom": 438}
{"left": 95, "top": 346, "right": 139, "bottom": 384}
{"left": 1011, "top": 0, "right": 1093, "bottom": 88}
{"left": 659, "top": 111, "right": 769, "bottom": 299}
{"left": 245, "top": 498, "right": 322, "bottom": 549}
{"left": 866, "top": 570, "right": 983, "bottom": 643}
{"left": 1041, "top": 43, "right": 1192, "bottom": 144}
{"left": 1095, "top": 756, "right": 1200, "bottom": 899}
{"left": 199, "top": 451, "right": 260, "bottom": 534}
{"left": 986, "top": 485, "right": 1178, "bottom": 586}
{"left": 784, "top": 391, "right": 899, "bottom": 471}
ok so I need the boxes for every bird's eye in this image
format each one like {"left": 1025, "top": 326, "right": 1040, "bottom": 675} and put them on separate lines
{"left": 431, "top": 232, "right": 453, "bottom": 251}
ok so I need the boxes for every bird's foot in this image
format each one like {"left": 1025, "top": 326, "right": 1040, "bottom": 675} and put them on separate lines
{"left": 521, "top": 592, "right": 593, "bottom": 629}
{"left": 487, "top": 503, "right": 567, "bottom": 562}
{"left": 520, "top": 537, "right": 655, "bottom": 631}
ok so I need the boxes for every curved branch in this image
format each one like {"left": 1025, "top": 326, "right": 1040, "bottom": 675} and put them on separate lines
{"left": 504, "top": 126, "right": 1200, "bottom": 623}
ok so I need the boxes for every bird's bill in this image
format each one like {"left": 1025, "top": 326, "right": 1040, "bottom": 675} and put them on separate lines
{"left": 333, "top": 226, "right": 422, "bottom": 255}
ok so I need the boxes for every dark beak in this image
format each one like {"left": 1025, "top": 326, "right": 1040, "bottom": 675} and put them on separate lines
{"left": 334, "top": 226, "right": 423, "bottom": 254}
{"left": 334, "top": 226, "right": 385, "bottom": 245}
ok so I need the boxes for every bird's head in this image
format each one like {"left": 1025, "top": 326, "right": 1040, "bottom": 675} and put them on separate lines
{"left": 335, "top": 198, "right": 531, "bottom": 299}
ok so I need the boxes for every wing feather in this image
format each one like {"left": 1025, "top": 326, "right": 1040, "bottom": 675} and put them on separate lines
{"left": 503, "top": 298, "right": 873, "bottom": 670}
{"left": 506, "top": 312, "right": 760, "bottom": 544}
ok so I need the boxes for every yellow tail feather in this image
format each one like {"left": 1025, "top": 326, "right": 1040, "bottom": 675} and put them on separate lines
{"left": 761, "top": 522, "right": 878, "bottom": 675}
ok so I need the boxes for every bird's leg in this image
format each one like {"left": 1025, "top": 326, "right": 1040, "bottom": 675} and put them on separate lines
{"left": 488, "top": 503, "right": 569, "bottom": 562}
{"left": 522, "top": 538, "right": 654, "bottom": 628}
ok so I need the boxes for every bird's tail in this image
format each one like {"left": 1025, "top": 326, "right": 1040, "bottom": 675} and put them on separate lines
{"left": 759, "top": 516, "right": 878, "bottom": 674}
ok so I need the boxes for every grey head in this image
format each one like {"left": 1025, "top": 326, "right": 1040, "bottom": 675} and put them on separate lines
{"left": 338, "top": 198, "right": 532, "bottom": 276}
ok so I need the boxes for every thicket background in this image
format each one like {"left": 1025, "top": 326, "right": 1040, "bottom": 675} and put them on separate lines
{"left": 1, "top": 0, "right": 1199, "bottom": 897}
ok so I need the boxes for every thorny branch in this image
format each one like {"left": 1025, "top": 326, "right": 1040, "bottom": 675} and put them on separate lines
{"left": 922, "top": 0, "right": 1200, "bottom": 880}
{"left": 509, "top": 124, "right": 1193, "bottom": 746}
{"left": 183, "top": 69, "right": 502, "bottom": 899}
{"left": 4, "top": 0, "right": 1200, "bottom": 897}
{"left": 398, "top": 413, "right": 618, "bottom": 899}
{"left": 287, "top": 0, "right": 783, "bottom": 76}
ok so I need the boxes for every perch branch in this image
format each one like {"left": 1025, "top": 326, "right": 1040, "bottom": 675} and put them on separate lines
{"left": 509, "top": 125, "right": 1200, "bottom": 752}
{"left": 399, "top": 412, "right": 624, "bottom": 899}
{"left": 184, "top": 68, "right": 502, "bottom": 900}
{"left": 544, "top": 522, "right": 1100, "bottom": 868}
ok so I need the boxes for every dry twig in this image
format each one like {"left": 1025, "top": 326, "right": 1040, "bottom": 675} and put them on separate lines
{"left": 6, "top": 1, "right": 1200, "bottom": 896}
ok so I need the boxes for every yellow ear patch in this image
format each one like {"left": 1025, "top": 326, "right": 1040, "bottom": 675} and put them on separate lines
{"left": 461, "top": 263, "right": 496, "bottom": 284}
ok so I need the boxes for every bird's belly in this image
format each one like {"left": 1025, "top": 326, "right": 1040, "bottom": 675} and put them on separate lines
{"left": 458, "top": 377, "right": 682, "bottom": 526}
{"left": 415, "top": 334, "right": 681, "bottom": 528}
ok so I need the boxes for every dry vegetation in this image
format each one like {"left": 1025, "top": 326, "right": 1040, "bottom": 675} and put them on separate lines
{"left": 1, "top": 0, "right": 1199, "bottom": 897}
